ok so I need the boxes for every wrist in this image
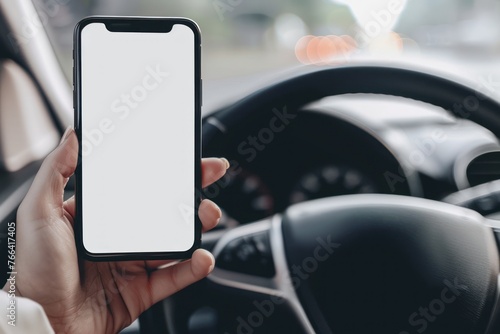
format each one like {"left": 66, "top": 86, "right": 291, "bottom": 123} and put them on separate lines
{"left": 48, "top": 312, "right": 82, "bottom": 334}
{"left": 46, "top": 300, "right": 94, "bottom": 334}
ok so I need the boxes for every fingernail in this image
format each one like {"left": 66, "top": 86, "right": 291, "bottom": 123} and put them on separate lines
{"left": 216, "top": 205, "right": 222, "bottom": 220}
{"left": 59, "top": 126, "right": 73, "bottom": 145}
{"left": 220, "top": 158, "right": 230, "bottom": 170}
{"left": 208, "top": 254, "right": 215, "bottom": 273}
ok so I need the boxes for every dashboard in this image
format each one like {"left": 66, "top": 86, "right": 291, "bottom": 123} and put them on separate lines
{"left": 202, "top": 94, "right": 500, "bottom": 225}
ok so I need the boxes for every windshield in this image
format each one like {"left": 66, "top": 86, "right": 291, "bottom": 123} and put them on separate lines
{"left": 34, "top": 0, "right": 500, "bottom": 92}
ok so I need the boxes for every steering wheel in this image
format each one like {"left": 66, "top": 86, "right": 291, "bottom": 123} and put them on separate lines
{"left": 158, "top": 66, "right": 500, "bottom": 334}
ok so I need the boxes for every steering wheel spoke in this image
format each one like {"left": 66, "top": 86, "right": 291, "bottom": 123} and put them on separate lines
{"left": 209, "top": 215, "right": 316, "bottom": 333}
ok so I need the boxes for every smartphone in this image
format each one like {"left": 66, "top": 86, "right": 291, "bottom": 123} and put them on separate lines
{"left": 73, "top": 17, "right": 201, "bottom": 261}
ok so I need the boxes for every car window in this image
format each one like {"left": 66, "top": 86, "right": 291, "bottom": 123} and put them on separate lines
{"left": 33, "top": 0, "right": 500, "bottom": 94}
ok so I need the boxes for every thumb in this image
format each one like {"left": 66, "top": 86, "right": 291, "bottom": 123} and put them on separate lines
{"left": 18, "top": 127, "right": 78, "bottom": 222}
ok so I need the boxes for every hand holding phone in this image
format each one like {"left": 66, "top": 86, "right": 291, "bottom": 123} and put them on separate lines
{"left": 11, "top": 128, "right": 227, "bottom": 333}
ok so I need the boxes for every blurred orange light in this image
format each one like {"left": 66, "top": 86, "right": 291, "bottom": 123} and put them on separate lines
{"left": 318, "top": 35, "right": 338, "bottom": 63}
{"left": 306, "top": 36, "right": 324, "bottom": 65}
{"left": 295, "top": 35, "right": 315, "bottom": 64}
{"left": 295, "top": 34, "right": 359, "bottom": 65}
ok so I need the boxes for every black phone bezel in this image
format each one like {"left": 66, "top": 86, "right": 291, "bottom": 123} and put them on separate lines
{"left": 73, "top": 16, "right": 202, "bottom": 261}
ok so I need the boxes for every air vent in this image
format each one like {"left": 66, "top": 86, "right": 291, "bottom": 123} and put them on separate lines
{"left": 467, "top": 151, "right": 500, "bottom": 187}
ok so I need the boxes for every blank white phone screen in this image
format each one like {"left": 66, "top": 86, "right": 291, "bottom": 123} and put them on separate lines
{"left": 81, "top": 23, "right": 195, "bottom": 254}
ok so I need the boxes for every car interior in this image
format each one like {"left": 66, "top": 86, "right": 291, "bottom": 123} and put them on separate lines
{"left": 2, "top": 0, "right": 500, "bottom": 333}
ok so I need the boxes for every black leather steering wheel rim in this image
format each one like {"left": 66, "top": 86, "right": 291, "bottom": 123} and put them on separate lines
{"left": 204, "top": 65, "right": 500, "bottom": 142}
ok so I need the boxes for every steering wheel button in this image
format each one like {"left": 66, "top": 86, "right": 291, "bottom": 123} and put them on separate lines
{"left": 216, "top": 232, "right": 275, "bottom": 278}
{"left": 235, "top": 241, "right": 256, "bottom": 261}
{"left": 252, "top": 233, "right": 272, "bottom": 256}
